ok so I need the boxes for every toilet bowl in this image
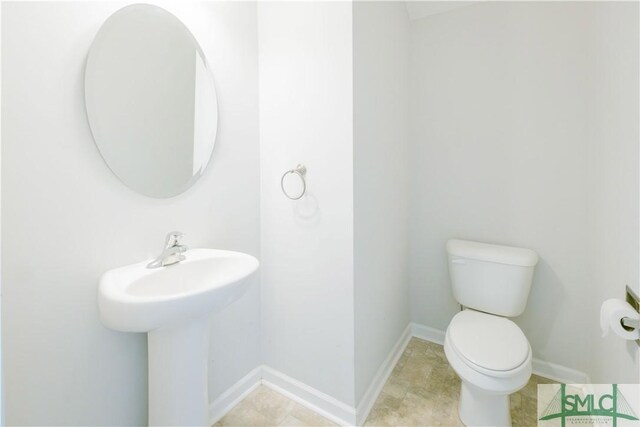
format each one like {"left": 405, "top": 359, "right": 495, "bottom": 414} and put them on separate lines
{"left": 444, "top": 239, "right": 539, "bottom": 426}
{"left": 444, "top": 309, "right": 532, "bottom": 426}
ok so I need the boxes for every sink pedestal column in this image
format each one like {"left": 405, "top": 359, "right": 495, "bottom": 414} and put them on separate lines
{"left": 148, "top": 316, "right": 209, "bottom": 426}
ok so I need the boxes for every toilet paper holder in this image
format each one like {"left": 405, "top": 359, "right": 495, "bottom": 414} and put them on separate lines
{"left": 621, "top": 317, "right": 639, "bottom": 329}
{"left": 624, "top": 286, "right": 640, "bottom": 344}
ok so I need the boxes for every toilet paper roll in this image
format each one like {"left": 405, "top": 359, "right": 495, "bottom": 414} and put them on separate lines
{"left": 600, "top": 298, "right": 640, "bottom": 340}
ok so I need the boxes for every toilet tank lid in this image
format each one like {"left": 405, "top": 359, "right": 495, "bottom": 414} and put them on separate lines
{"left": 446, "top": 239, "right": 539, "bottom": 267}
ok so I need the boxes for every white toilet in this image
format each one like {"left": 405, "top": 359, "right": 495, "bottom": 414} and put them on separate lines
{"left": 444, "top": 239, "right": 539, "bottom": 427}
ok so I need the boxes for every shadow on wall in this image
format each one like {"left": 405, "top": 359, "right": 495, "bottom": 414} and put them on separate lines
{"left": 515, "top": 258, "right": 564, "bottom": 359}
{"left": 292, "top": 192, "right": 321, "bottom": 227}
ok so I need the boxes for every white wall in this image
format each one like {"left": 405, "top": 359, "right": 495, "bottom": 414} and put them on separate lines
{"left": 587, "top": 1, "right": 639, "bottom": 383}
{"left": 409, "top": 2, "right": 596, "bottom": 374}
{"left": 1, "top": 2, "right": 260, "bottom": 425}
{"left": 353, "top": 1, "right": 410, "bottom": 406}
{"left": 0, "top": 2, "right": 3, "bottom": 421}
{"left": 4, "top": 3, "right": 637, "bottom": 424}
{"left": 258, "top": 1, "right": 355, "bottom": 407}
{"left": 404, "top": 2, "right": 474, "bottom": 21}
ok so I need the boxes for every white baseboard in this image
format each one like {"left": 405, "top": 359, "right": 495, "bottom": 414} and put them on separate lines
{"left": 411, "top": 322, "right": 445, "bottom": 345}
{"left": 355, "top": 324, "right": 412, "bottom": 426}
{"left": 209, "top": 324, "right": 589, "bottom": 427}
{"left": 209, "top": 366, "right": 262, "bottom": 425}
{"left": 532, "top": 358, "right": 590, "bottom": 384}
{"left": 261, "top": 366, "right": 356, "bottom": 426}
{"left": 410, "top": 322, "right": 589, "bottom": 384}
{"left": 209, "top": 365, "right": 356, "bottom": 426}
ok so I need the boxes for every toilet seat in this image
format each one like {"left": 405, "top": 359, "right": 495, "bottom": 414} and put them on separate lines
{"left": 447, "top": 310, "right": 530, "bottom": 378}
{"left": 444, "top": 313, "right": 533, "bottom": 426}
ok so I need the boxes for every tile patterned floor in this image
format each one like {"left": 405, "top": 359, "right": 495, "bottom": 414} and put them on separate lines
{"left": 214, "top": 386, "right": 337, "bottom": 426}
{"left": 364, "top": 338, "right": 552, "bottom": 427}
{"left": 214, "top": 338, "right": 553, "bottom": 426}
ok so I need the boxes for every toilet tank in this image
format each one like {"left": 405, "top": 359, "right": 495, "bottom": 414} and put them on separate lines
{"left": 446, "top": 239, "right": 539, "bottom": 317}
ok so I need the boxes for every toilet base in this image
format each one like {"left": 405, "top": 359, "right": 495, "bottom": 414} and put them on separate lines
{"left": 459, "top": 382, "right": 511, "bottom": 427}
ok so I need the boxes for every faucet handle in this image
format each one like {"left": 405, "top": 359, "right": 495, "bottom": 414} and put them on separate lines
{"left": 164, "top": 231, "right": 184, "bottom": 248}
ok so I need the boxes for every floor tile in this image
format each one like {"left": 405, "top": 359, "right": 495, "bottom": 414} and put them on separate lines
{"left": 214, "top": 338, "right": 553, "bottom": 427}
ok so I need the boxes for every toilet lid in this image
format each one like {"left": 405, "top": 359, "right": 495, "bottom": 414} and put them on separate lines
{"left": 448, "top": 310, "right": 530, "bottom": 372}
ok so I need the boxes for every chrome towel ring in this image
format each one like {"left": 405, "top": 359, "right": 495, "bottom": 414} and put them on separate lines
{"left": 281, "top": 164, "right": 307, "bottom": 200}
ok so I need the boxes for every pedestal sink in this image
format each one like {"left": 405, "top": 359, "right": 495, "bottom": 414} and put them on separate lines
{"left": 98, "top": 248, "right": 259, "bottom": 426}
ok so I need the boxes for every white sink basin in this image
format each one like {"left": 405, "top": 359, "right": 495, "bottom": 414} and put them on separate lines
{"left": 98, "top": 248, "right": 259, "bottom": 426}
{"left": 99, "top": 248, "right": 259, "bottom": 332}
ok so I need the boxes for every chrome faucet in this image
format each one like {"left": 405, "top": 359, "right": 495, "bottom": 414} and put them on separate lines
{"left": 147, "top": 231, "right": 188, "bottom": 269}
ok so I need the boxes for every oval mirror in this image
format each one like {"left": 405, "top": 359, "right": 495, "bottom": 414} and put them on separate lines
{"left": 85, "top": 4, "right": 218, "bottom": 198}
